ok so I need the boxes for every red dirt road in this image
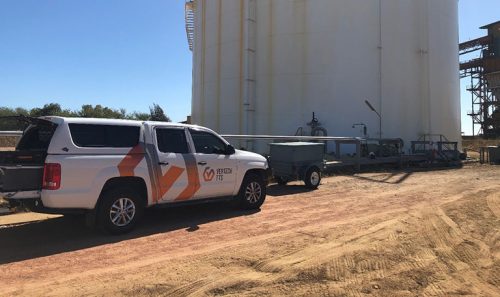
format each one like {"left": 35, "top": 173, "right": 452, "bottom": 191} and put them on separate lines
{"left": 1, "top": 165, "right": 499, "bottom": 296}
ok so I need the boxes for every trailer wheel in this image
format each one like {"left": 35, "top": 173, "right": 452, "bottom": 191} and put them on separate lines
{"left": 275, "top": 176, "right": 288, "bottom": 186}
{"left": 238, "top": 173, "right": 266, "bottom": 210}
{"left": 304, "top": 167, "right": 321, "bottom": 189}
{"left": 98, "top": 187, "right": 144, "bottom": 235}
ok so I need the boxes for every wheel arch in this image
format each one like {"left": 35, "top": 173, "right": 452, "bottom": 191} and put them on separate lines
{"left": 242, "top": 168, "right": 269, "bottom": 185}
{"left": 96, "top": 176, "right": 148, "bottom": 210}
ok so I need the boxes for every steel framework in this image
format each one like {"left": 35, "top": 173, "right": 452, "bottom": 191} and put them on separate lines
{"left": 460, "top": 21, "right": 500, "bottom": 137}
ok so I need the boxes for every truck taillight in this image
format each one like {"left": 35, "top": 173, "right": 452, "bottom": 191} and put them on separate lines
{"left": 43, "top": 163, "right": 61, "bottom": 190}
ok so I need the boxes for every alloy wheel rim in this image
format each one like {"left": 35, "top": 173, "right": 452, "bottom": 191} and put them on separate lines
{"left": 245, "top": 182, "right": 262, "bottom": 204}
{"left": 110, "top": 198, "right": 136, "bottom": 227}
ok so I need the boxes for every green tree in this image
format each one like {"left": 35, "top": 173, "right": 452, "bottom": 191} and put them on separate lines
{"left": 0, "top": 107, "right": 30, "bottom": 130}
{"left": 14, "top": 107, "right": 29, "bottom": 116}
{"left": 0, "top": 102, "right": 174, "bottom": 131}
{"left": 149, "top": 103, "right": 170, "bottom": 122}
{"left": 28, "top": 103, "right": 75, "bottom": 117}
{"left": 0, "top": 107, "right": 18, "bottom": 117}
{"left": 29, "top": 103, "right": 62, "bottom": 117}
{"left": 78, "top": 104, "right": 126, "bottom": 119}
{"left": 129, "top": 112, "right": 150, "bottom": 121}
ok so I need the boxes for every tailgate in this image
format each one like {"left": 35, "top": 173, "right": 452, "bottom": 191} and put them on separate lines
{"left": 0, "top": 151, "right": 46, "bottom": 193}
{"left": 0, "top": 165, "right": 44, "bottom": 192}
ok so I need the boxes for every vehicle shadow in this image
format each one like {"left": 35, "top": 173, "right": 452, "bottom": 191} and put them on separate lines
{"left": 0, "top": 203, "right": 258, "bottom": 265}
{"left": 267, "top": 184, "right": 313, "bottom": 197}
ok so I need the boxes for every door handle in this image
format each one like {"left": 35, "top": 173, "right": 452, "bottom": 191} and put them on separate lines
{"left": 158, "top": 161, "right": 169, "bottom": 166}
{"left": 197, "top": 161, "right": 207, "bottom": 166}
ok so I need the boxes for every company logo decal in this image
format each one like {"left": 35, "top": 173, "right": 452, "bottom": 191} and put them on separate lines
{"left": 216, "top": 168, "right": 232, "bottom": 181}
{"left": 203, "top": 167, "right": 215, "bottom": 182}
{"left": 201, "top": 168, "right": 233, "bottom": 182}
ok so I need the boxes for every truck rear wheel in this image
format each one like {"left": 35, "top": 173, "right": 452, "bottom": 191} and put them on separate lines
{"left": 238, "top": 173, "right": 266, "bottom": 210}
{"left": 98, "top": 187, "right": 144, "bottom": 235}
{"left": 304, "top": 167, "right": 321, "bottom": 189}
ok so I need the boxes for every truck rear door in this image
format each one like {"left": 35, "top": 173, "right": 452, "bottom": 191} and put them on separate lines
{"left": 153, "top": 127, "right": 195, "bottom": 203}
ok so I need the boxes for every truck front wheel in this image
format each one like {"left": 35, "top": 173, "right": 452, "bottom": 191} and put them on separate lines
{"left": 98, "top": 188, "right": 144, "bottom": 234}
{"left": 238, "top": 173, "right": 266, "bottom": 210}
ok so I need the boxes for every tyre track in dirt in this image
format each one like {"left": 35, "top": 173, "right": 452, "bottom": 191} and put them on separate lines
{"left": 0, "top": 165, "right": 499, "bottom": 296}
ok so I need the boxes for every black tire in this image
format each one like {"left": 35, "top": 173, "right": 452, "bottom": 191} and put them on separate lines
{"left": 304, "top": 167, "right": 321, "bottom": 189}
{"left": 238, "top": 173, "right": 266, "bottom": 210}
{"left": 97, "top": 187, "right": 144, "bottom": 235}
{"left": 275, "top": 176, "right": 288, "bottom": 186}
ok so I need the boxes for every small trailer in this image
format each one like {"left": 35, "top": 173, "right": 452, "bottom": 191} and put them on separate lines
{"left": 269, "top": 142, "right": 324, "bottom": 189}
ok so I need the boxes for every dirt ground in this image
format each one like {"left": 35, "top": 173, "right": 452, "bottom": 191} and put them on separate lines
{"left": 0, "top": 164, "right": 499, "bottom": 297}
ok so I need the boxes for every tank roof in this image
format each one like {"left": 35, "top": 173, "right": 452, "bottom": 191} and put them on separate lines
{"left": 480, "top": 21, "right": 500, "bottom": 30}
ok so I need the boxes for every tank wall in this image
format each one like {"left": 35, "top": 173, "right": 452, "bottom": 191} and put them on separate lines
{"left": 254, "top": 0, "right": 381, "bottom": 139}
{"left": 192, "top": 0, "right": 244, "bottom": 135}
{"left": 427, "top": 0, "right": 461, "bottom": 144}
{"left": 191, "top": 0, "right": 461, "bottom": 153}
{"left": 380, "top": 0, "right": 426, "bottom": 143}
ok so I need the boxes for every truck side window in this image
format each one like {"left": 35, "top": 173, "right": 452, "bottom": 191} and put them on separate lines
{"left": 69, "top": 124, "right": 140, "bottom": 148}
{"left": 156, "top": 128, "right": 189, "bottom": 154}
{"left": 189, "top": 130, "right": 226, "bottom": 154}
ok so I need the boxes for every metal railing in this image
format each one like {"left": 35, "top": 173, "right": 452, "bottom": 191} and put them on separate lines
{"left": 0, "top": 131, "right": 22, "bottom": 137}
{"left": 221, "top": 134, "right": 362, "bottom": 142}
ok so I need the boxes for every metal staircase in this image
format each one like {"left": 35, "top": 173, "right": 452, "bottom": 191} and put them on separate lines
{"left": 185, "top": 0, "right": 195, "bottom": 51}
{"left": 411, "top": 134, "right": 459, "bottom": 162}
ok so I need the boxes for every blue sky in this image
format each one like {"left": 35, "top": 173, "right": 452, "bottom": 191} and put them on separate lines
{"left": 0, "top": 0, "right": 499, "bottom": 132}
{"left": 0, "top": 0, "right": 192, "bottom": 122}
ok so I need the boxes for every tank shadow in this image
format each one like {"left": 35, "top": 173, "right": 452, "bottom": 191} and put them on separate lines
{"left": 351, "top": 171, "right": 413, "bottom": 184}
{"left": 266, "top": 184, "right": 314, "bottom": 197}
{"left": 0, "top": 202, "right": 258, "bottom": 265}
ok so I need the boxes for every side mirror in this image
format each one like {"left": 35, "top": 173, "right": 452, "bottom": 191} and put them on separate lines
{"left": 225, "top": 144, "right": 236, "bottom": 155}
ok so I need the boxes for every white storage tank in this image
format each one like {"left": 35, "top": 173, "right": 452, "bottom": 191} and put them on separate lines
{"left": 188, "top": 0, "right": 461, "bottom": 153}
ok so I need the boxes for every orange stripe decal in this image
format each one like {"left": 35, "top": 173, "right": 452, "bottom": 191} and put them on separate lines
{"left": 157, "top": 166, "right": 185, "bottom": 202}
{"left": 118, "top": 145, "right": 145, "bottom": 177}
{"left": 175, "top": 155, "right": 201, "bottom": 201}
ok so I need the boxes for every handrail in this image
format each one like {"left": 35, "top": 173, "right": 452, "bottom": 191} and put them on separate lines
{"left": 221, "top": 134, "right": 362, "bottom": 142}
{"left": 0, "top": 131, "right": 22, "bottom": 137}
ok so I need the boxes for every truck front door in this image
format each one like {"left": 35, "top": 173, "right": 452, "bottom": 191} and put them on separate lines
{"left": 188, "top": 129, "right": 238, "bottom": 199}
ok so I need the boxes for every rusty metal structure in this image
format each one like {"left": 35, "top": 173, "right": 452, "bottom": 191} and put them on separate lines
{"left": 460, "top": 21, "right": 500, "bottom": 137}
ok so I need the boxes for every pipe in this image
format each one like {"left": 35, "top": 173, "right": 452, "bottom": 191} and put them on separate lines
{"left": 242, "top": 0, "right": 257, "bottom": 149}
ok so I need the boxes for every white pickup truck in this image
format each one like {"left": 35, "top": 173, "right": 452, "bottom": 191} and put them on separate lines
{"left": 0, "top": 116, "right": 268, "bottom": 234}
